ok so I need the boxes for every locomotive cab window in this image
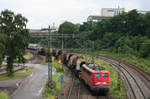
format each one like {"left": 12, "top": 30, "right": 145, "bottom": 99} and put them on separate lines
{"left": 95, "top": 74, "right": 101, "bottom": 78}
{"left": 103, "top": 73, "right": 108, "bottom": 78}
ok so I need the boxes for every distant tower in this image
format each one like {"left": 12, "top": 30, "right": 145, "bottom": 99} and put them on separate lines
{"left": 118, "top": 5, "right": 120, "bottom": 15}
{"left": 52, "top": 23, "right": 55, "bottom": 29}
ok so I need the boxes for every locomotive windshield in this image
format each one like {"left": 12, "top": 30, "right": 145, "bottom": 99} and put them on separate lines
{"left": 103, "top": 73, "right": 108, "bottom": 78}
{"left": 95, "top": 74, "right": 101, "bottom": 78}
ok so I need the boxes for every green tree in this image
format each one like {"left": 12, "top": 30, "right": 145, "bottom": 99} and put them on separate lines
{"left": 0, "top": 9, "right": 29, "bottom": 74}
{"left": 58, "top": 21, "right": 79, "bottom": 34}
{"left": 78, "top": 22, "right": 93, "bottom": 40}
{"left": 102, "top": 32, "right": 121, "bottom": 49}
{"left": 115, "top": 36, "right": 134, "bottom": 54}
{"left": 90, "top": 19, "right": 110, "bottom": 40}
{"left": 79, "top": 22, "right": 93, "bottom": 32}
{"left": 0, "top": 31, "right": 6, "bottom": 66}
{"left": 139, "top": 39, "right": 150, "bottom": 58}
{"left": 58, "top": 21, "right": 79, "bottom": 49}
{"left": 126, "top": 10, "right": 145, "bottom": 36}
{"left": 144, "top": 12, "right": 150, "bottom": 37}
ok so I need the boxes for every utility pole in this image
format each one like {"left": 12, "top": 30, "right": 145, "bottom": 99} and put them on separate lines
{"left": 117, "top": 46, "right": 121, "bottom": 90}
{"left": 61, "top": 31, "right": 64, "bottom": 66}
{"left": 118, "top": 46, "right": 121, "bottom": 66}
{"left": 48, "top": 26, "right": 51, "bottom": 84}
{"left": 41, "top": 25, "right": 56, "bottom": 88}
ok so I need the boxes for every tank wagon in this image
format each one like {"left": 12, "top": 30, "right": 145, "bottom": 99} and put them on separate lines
{"left": 38, "top": 47, "right": 46, "bottom": 55}
{"left": 65, "top": 53, "right": 74, "bottom": 65}
{"left": 52, "top": 49, "right": 57, "bottom": 57}
{"left": 55, "top": 50, "right": 61, "bottom": 60}
{"left": 68, "top": 54, "right": 78, "bottom": 68}
{"left": 70, "top": 56, "right": 86, "bottom": 74}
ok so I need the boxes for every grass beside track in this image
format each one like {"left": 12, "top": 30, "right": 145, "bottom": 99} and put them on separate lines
{"left": 0, "top": 67, "right": 33, "bottom": 81}
{"left": 43, "top": 62, "right": 64, "bottom": 99}
{"left": 83, "top": 55, "right": 125, "bottom": 99}
{"left": 42, "top": 61, "right": 48, "bottom": 65}
{"left": 97, "top": 50, "right": 150, "bottom": 73}
{"left": 0, "top": 91, "right": 9, "bottom": 99}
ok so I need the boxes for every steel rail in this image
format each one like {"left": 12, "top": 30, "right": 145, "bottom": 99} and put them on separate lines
{"left": 67, "top": 74, "right": 75, "bottom": 99}
{"left": 67, "top": 73, "right": 81, "bottom": 99}
{"left": 100, "top": 57, "right": 146, "bottom": 99}
{"left": 77, "top": 81, "right": 81, "bottom": 99}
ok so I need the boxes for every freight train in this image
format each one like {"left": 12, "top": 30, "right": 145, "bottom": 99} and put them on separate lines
{"left": 38, "top": 47, "right": 46, "bottom": 55}
{"left": 50, "top": 49, "right": 110, "bottom": 95}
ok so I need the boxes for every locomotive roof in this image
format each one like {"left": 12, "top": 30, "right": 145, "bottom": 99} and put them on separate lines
{"left": 86, "top": 63, "right": 105, "bottom": 71}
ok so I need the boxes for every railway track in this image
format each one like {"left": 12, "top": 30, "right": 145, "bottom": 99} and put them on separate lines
{"left": 122, "top": 61, "right": 150, "bottom": 89}
{"left": 67, "top": 73, "right": 81, "bottom": 99}
{"left": 26, "top": 50, "right": 36, "bottom": 62}
{"left": 100, "top": 56, "right": 150, "bottom": 90}
{"left": 27, "top": 50, "right": 45, "bottom": 64}
{"left": 98, "top": 56, "right": 150, "bottom": 99}
{"left": 79, "top": 83, "right": 108, "bottom": 99}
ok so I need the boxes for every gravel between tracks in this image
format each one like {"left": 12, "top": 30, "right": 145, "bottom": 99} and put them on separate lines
{"left": 67, "top": 73, "right": 80, "bottom": 99}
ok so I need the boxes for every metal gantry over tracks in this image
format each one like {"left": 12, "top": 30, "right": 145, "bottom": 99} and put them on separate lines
{"left": 29, "top": 28, "right": 78, "bottom": 87}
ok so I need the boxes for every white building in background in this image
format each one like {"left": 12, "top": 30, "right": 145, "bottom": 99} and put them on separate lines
{"left": 87, "top": 15, "right": 111, "bottom": 23}
{"left": 137, "top": 10, "right": 150, "bottom": 14}
{"left": 87, "top": 7, "right": 125, "bottom": 23}
{"left": 101, "top": 8, "right": 125, "bottom": 17}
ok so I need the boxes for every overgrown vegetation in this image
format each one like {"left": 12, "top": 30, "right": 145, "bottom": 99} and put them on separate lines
{"left": 43, "top": 62, "right": 64, "bottom": 99}
{"left": 0, "top": 67, "right": 33, "bottom": 80}
{"left": 83, "top": 55, "right": 125, "bottom": 99}
{"left": 0, "top": 91, "right": 9, "bottom": 99}
{"left": 98, "top": 50, "right": 150, "bottom": 72}
{"left": 78, "top": 10, "right": 150, "bottom": 59}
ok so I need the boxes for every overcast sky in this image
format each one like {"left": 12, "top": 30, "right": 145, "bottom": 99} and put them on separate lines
{"left": 0, "top": 0, "right": 150, "bottom": 29}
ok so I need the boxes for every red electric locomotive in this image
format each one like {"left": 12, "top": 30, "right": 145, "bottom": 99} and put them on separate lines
{"left": 81, "top": 63, "right": 110, "bottom": 94}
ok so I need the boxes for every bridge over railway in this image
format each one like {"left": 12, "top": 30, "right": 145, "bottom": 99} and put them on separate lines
{"left": 29, "top": 29, "right": 78, "bottom": 38}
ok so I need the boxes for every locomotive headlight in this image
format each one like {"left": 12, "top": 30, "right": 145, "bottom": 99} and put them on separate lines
{"left": 95, "top": 82, "right": 107, "bottom": 85}
{"left": 95, "top": 82, "right": 102, "bottom": 85}
{"left": 103, "top": 82, "right": 107, "bottom": 84}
